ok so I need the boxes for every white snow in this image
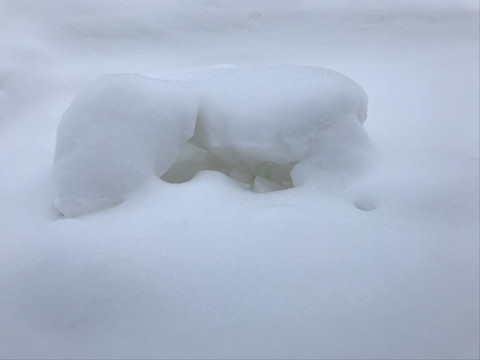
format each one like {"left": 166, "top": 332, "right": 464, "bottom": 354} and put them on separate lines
{"left": 0, "top": 0, "right": 478, "bottom": 359}
{"left": 193, "top": 65, "right": 368, "bottom": 163}
{"left": 193, "top": 65, "right": 371, "bottom": 188}
{"left": 54, "top": 65, "right": 369, "bottom": 216}
{"left": 54, "top": 74, "right": 199, "bottom": 217}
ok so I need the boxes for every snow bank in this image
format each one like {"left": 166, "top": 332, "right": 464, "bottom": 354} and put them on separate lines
{"left": 54, "top": 66, "right": 370, "bottom": 216}
{"left": 53, "top": 74, "right": 199, "bottom": 217}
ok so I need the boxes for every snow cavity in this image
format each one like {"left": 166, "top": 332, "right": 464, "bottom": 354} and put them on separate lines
{"left": 160, "top": 140, "right": 296, "bottom": 193}
{"left": 53, "top": 65, "right": 370, "bottom": 217}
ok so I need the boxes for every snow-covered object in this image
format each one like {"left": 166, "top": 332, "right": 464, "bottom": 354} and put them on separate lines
{"left": 53, "top": 74, "right": 199, "bottom": 217}
{"left": 54, "top": 66, "right": 370, "bottom": 217}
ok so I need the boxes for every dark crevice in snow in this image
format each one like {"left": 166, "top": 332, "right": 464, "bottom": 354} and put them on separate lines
{"left": 160, "top": 140, "right": 296, "bottom": 193}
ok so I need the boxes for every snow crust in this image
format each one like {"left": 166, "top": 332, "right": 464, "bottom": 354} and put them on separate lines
{"left": 54, "top": 65, "right": 370, "bottom": 216}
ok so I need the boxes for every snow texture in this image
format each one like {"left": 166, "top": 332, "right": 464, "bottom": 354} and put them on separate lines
{"left": 54, "top": 74, "right": 199, "bottom": 217}
{"left": 0, "top": 0, "right": 478, "bottom": 359}
{"left": 54, "top": 65, "right": 370, "bottom": 217}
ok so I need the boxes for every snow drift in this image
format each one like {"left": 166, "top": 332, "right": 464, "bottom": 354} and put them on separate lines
{"left": 1, "top": 1, "right": 478, "bottom": 358}
{"left": 54, "top": 65, "right": 370, "bottom": 217}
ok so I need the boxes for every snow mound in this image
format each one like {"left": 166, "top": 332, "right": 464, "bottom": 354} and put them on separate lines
{"left": 53, "top": 74, "right": 199, "bottom": 217}
{"left": 196, "top": 65, "right": 368, "bottom": 165}
{"left": 54, "top": 66, "right": 370, "bottom": 217}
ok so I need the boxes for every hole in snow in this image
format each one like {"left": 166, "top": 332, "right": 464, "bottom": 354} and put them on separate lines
{"left": 353, "top": 196, "right": 377, "bottom": 211}
{"left": 160, "top": 141, "right": 296, "bottom": 193}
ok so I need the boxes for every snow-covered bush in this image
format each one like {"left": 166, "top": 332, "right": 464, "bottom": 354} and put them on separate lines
{"left": 54, "top": 65, "right": 370, "bottom": 217}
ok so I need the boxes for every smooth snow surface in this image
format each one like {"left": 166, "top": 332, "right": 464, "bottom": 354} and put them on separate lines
{"left": 192, "top": 66, "right": 369, "bottom": 165}
{"left": 54, "top": 65, "right": 370, "bottom": 216}
{"left": 54, "top": 74, "right": 199, "bottom": 217}
{"left": 0, "top": 0, "right": 478, "bottom": 359}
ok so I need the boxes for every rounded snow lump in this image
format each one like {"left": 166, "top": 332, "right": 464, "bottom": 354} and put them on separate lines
{"left": 53, "top": 66, "right": 370, "bottom": 217}
{"left": 53, "top": 74, "right": 199, "bottom": 217}
{"left": 195, "top": 65, "right": 368, "bottom": 165}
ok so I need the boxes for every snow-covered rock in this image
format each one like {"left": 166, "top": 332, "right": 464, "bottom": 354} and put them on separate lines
{"left": 54, "top": 66, "right": 369, "bottom": 216}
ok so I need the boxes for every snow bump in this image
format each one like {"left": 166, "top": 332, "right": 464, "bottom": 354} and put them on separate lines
{"left": 53, "top": 66, "right": 370, "bottom": 217}
{"left": 53, "top": 74, "right": 199, "bottom": 217}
